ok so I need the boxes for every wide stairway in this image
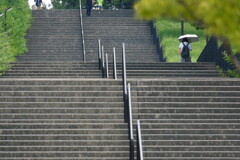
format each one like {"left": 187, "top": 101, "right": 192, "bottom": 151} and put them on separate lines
{"left": 131, "top": 78, "right": 240, "bottom": 160}
{"left": 1, "top": 9, "right": 240, "bottom": 160}
{"left": 2, "top": 9, "right": 101, "bottom": 78}
{"left": 0, "top": 9, "right": 129, "bottom": 160}
{"left": 83, "top": 10, "right": 159, "bottom": 62}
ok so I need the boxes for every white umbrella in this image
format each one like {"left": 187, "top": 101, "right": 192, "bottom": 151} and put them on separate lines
{"left": 178, "top": 34, "right": 199, "bottom": 43}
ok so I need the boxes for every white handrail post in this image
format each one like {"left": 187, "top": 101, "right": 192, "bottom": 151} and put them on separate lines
{"left": 98, "top": 39, "right": 102, "bottom": 69}
{"left": 106, "top": 53, "right": 109, "bottom": 78}
{"left": 137, "top": 120, "right": 144, "bottom": 160}
{"left": 113, "top": 47, "right": 117, "bottom": 80}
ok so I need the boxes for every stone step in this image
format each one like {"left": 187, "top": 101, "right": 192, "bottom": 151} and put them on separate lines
{"left": 0, "top": 85, "right": 122, "bottom": 91}
{"left": 0, "top": 123, "right": 127, "bottom": 129}
{"left": 0, "top": 151, "right": 129, "bottom": 158}
{"left": 0, "top": 139, "right": 129, "bottom": 146}
{"left": 0, "top": 108, "right": 124, "bottom": 113}
{"left": 141, "top": 129, "right": 240, "bottom": 134}
{"left": 136, "top": 119, "right": 240, "bottom": 123}
{"left": 0, "top": 79, "right": 122, "bottom": 85}
{"left": 0, "top": 114, "right": 124, "bottom": 120}
{"left": 0, "top": 135, "right": 128, "bottom": 141}
{"left": 137, "top": 108, "right": 240, "bottom": 113}
{"left": 142, "top": 151, "right": 240, "bottom": 158}
{"left": 142, "top": 140, "right": 240, "bottom": 146}
{"left": 0, "top": 119, "right": 125, "bottom": 123}
{"left": 0, "top": 102, "right": 124, "bottom": 108}
{"left": 135, "top": 91, "right": 240, "bottom": 97}
{"left": 135, "top": 102, "right": 240, "bottom": 108}
{"left": 136, "top": 113, "right": 240, "bottom": 119}
{"left": 141, "top": 134, "right": 240, "bottom": 140}
{"left": 1, "top": 129, "right": 128, "bottom": 135}
{"left": 2, "top": 74, "right": 102, "bottom": 77}
{"left": 0, "top": 146, "right": 129, "bottom": 151}
{"left": 135, "top": 86, "right": 240, "bottom": 91}
{"left": 0, "top": 91, "right": 123, "bottom": 96}
{"left": 139, "top": 123, "right": 240, "bottom": 129}
{"left": 133, "top": 97, "right": 240, "bottom": 102}
{"left": 0, "top": 97, "right": 123, "bottom": 102}
{"left": 5, "top": 70, "right": 101, "bottom": 74}
{"left": 32, "top": 9, "right": 80, "bottom": 17}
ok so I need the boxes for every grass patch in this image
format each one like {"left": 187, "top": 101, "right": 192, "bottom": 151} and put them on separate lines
{"left": 155, "top": 19, "right": 206, "bottom": 62}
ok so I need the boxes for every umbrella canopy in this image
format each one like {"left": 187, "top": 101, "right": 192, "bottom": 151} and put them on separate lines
{"left": 178, "top": 34, "right": 199, "bottom": 43}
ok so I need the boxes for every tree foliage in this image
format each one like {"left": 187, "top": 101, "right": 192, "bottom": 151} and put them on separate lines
{"left": 0, "top": 0, "right": 32, "bottom": 74}
{"left": 134, "top": 0, "right": 240, "bottom": 71}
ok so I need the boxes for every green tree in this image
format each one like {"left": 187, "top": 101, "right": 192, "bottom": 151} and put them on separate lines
{"left": 134, "top": 0, "right": 240, "bottom": 72}
{"left": 0, "top": 0, "right": 31, "bottom": 74}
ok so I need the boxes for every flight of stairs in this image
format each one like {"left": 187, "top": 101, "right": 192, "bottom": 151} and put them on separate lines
{"left": 0, "top": 9, "right": 129, "bottom": 160}
{"left": 0, "top": 79, "right": 130, "bottom": 160}
{"left": 83, "top": 10, "right": 159, "bottom": 62}
{"left": 1, "top": 9, "right": 101, "bottom": 79}
{"left": 1, "top": 8, "right": 239, "bottom": 160}
{"left": 130, "top": 78, "right": 240, "bottom": 160}
{"left": 109, "top": 62, "right": 220, "bottom": 78}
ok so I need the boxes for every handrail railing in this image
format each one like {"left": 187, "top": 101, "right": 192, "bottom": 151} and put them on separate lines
{"left": 79, "top": 0, "right": 86, "bottom": 61}
{"left": 98, "top": 39, "right": 102, "bottom": 69}
{"left": 128, "top": 83, "right": 134, "bottom": 160}
{"left": 101, "top": 46, "right": 106, "bottom": 78}
{"left": 106, "top": 53, "right": 109, "bottom": 78}
{"left": 113, "top": 47, "right": 117, "bottom": 80}
{"left": 122, "top": 43, "right": 128, "bottom": 122}
{"left": 122, "top": 43, "right": 134, "bottom": 160}
{"left": 137, "top": 120, "right": 144, "bottom": 160}
{"left": 149, "top": 21, "right": 165, "bottom": 62}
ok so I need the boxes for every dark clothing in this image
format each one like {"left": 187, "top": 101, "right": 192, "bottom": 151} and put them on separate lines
{"left": 86, "top": 0, "right": 92, "bottom": 16}
{"left": 35, "top": 0, "right": 42, "bottom": 7}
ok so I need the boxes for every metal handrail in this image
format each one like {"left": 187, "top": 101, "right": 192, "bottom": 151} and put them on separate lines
{"left": 137, "top": 120, "right": 144, "bottom": 160}
{"left": 101, "top": 46, "right": 105, "bottom": 78}
{"left": 98, "top": 39, "right": 102, "bottom": 69}
{"left": 79, "top": 0, "right": 86, "bottom": 61}
{"left": 122, "top": 43, "right": 128, "bottom": 122}
{"left": 128, "top": 83, "right": 133, "bottom": 140}
{"left": 128, "top": 83, "right": 134, "bottom": 160}
{"left": 106, "top": 53, "right": 109, "bottom": 78}
{"left": 113, "top": 47, "right": 117, "bottom": 80}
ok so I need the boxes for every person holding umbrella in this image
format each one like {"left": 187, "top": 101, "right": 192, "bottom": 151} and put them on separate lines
{"left": 178, "top": 34, "right": 198, "bottom": 62}
{"left": 178, "top": 38, "right": 192, "bottom": 62}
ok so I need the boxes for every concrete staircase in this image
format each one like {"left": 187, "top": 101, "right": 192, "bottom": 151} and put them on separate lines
{"left": 1, "top": 8, "right": 239, "bottom": 160}
{"left": 0, "top": 79, "right": 130, "bottom": 160}
{"left": 130, "top": 78, "right": 240, "bottom": 160}
{"left": 0, "top": 9, "right": 129, "bottom": 160}
{"left": 1, "top": 9, "right": 102, "bottom": 78}
{"left": 83, "top": 10, "right": 159, "bottom": 62}
{"left": 108, "top": 62, "right": 220, "bottom": 78}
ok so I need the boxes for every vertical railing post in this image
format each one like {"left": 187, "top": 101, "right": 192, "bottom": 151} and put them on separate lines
{"left": 128, "top": 83, "right": 134, "bottom": 160}
{"left": 98, "top": 39, "right": 102, "bottom": 70}
{"left": 137, "top": 120, "right": 144, "bottom": 160}
{"left": 79, "top": 0, "right": 86, "bottom": 61}
{"left": 102, "top": 46, "right": 105, "bottom": 78}
{"left": 113, "top": 47, "right": 117, "bottom": 80}
{"left": 106, "top": 53, "right": 109, "bottom": 78}
{"left": 122, "top": 43, "right": 127, "bottom": 122}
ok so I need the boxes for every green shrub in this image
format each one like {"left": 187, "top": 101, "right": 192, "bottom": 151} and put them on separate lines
{"left": 0, "top": 0, "right": 32, "bottom": 75}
